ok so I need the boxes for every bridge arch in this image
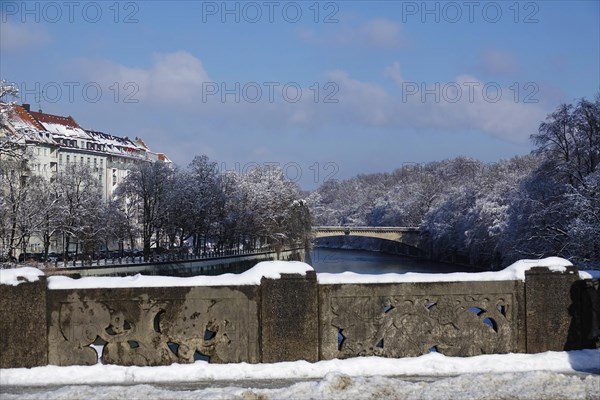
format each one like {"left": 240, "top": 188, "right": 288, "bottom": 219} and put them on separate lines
{"left": 312, "top": 226, "right": 425, "bottom": 256}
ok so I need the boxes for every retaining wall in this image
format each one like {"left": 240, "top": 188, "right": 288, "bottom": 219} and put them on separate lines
{"left": 1, "top": 266, "right": 598, "bottom": 368}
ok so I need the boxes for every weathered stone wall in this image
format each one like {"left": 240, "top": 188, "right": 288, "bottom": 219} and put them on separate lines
{"left": 261, "top": 272, "right": 319, "bottom": 362}
{"left": 0, "top": 278, "right": 48, "bottom": 368}
{"left": 47, "top": 286, "right": 260, "bottom": 366}
{"left": 524, "top": 267, "right": 581, "bottom": 353}
{"left": 319, "top": 280, "right": 525, "bottom": 360}
{"left": 0, "top": 266, "right": 597, "bottom": 368}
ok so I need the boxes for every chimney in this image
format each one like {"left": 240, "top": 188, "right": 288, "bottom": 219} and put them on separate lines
{"left": 22, "top": 103, "right": 30, "bottom": 112}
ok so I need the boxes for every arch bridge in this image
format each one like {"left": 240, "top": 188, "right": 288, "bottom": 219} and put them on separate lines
{"left": 312, "top": 226, "right": 422, "bottom": 253}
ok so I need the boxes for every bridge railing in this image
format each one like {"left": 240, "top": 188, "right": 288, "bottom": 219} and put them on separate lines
{"left": 14, "top": 246, "right": 285, "bottom": 270}
{"left": 2, "top": 265, "right": 597, "bottom": 368}
{"left": 313, "top": 226, "right": 420, "bottom": 231}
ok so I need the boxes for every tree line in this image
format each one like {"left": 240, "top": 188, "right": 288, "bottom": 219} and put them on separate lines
{"left": 0, "top": 154, "right": 312, "bottom": 265}
{"left": 309, "top": 96, "right": 600, "bottom": 268}
{"left": 2, "top": 94, "right": 598, "bottom": 269}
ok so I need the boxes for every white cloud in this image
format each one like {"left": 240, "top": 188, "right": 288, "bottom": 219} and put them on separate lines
{"left": 0, "top": 20, "right": 50, "bottom": 52}
{"left": 74, "top": 54, "right": 546, "bottom": 155}
{"left": 327, "top": 69, "right": 392, "bottom": 126}
{"left": 322, "top": 70, "right": 546, "bottom": 143}
{"left": 75, "top": 51, "right": 210, "bottom": 104}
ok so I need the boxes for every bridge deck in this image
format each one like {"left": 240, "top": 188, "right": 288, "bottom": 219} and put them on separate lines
{"left": 313, "top": 226, "right": 419, "bottom": 232}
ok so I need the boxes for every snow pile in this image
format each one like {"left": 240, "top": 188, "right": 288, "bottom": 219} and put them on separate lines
{"left": 318, "top": 257, "right": 574, "bottom": 284}
{"left": 2, "top": 372, "right": 599, "bottom": 400}
{"left": 0, "top": 267, "right": 44, "bottom": 286}
{"left": 7, "top": 258, "right": 593, "bottom": 289}
{"left": 2, "top": 349, "right": 598, "bottom": 386}
{"left": 48, "top": 261, "right": 313, "bottom": 290}
{"left": 1, "top": 351, "right": 598, "bottom": 400}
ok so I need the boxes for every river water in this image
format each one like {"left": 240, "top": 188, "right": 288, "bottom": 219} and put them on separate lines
{"left": 310, "top": 248, "right": 483, "bottom": 274}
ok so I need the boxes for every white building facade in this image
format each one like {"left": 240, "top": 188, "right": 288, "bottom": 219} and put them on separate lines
{"left": 0, "top": 102, "right": 171, "bottom": 258}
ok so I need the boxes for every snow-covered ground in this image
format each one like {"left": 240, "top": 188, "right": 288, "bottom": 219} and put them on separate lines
{"left": 2, "top": 350, "right": 599, "bottom": 399}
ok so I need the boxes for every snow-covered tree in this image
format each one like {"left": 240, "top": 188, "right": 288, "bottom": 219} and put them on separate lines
{"left": 116, "top": 161, "right": 174, "bottom": 260}
{"left": 186, "top": 155, "right": 220, "bottom": 253}
{"left": 0, "top": 156, "right": 37, "bottom": 259}
{"left": 0, "top": 80, "right": 25, "bottom": 160}
{"left": 54, "top": 163, "right": 103, "bottom": 266}
{"left": 29, "top": 176, "right": 62, "bottom": 260}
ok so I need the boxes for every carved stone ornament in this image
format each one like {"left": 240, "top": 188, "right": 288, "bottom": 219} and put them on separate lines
{"left": 326, "top": 291, "right": 515, "bottom": 358}
{"left": 48, "top": 287, "right": 259, "bottom": 366}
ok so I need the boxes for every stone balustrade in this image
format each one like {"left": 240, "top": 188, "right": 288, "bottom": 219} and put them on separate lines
{"left": 0, "top": 265, "right": 598, "bottom": 368}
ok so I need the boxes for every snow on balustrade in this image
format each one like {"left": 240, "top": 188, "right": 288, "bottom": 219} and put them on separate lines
{"left": 3, "top": 257, "right": 596, "bottom": 288}
{"left": 0, "top": 267, "right": 45, "bottom": 286}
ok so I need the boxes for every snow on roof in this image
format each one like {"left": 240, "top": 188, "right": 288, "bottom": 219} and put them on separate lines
{"left": 29, "top": 111, "right": 92, "bottom": 140}
{"left": 1, "top": 103, "right": 171, "bottom": 161}
{"left": 1, "top": 103, "right": 56, "bottom": 146}
{"left": 134, "top": 137, "right": 150, "bottom": 150}
{"left": 0, "top": 104, "right": 55, "bottom": 145}
{"left": 5, "top": 104, "right": 46, "bottom": 131}
{"left": 86, "top": 130, "right": 133, "bottom": 146}
{"left": 85, "top": 129, "right": 140, "bottom": 157}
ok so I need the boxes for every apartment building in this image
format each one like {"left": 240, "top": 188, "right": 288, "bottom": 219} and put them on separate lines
{"left": 0, "top": 102, "right": 171, "bottom": 257}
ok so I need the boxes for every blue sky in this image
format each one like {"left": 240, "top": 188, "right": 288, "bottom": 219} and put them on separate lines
{"left": 1, "top": 0, "right": 599, "bottom": 188}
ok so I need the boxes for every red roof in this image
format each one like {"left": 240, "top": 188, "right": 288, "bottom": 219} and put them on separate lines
{"left": 11, "top": 105, "right": 47, "bottom": 131}
{"left": 29, "top": 111, "right": 82, "bottom": 129}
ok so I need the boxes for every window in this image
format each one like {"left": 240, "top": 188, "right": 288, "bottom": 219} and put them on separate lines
{"left": 112, "top": 169, "right": 117, "bottom": 186}
{"left": 66, "top": 155, "right": 70, "bottom": 164}
{"left": 44, "top": 148, "right": 48, "bottom": 156}
{"left": 59, "top": 154, "right": 63, "bottom": 165}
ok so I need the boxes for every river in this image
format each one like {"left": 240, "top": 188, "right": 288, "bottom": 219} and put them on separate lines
{"left": 310, "top": 248, "right": 483, "bottom": 274}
